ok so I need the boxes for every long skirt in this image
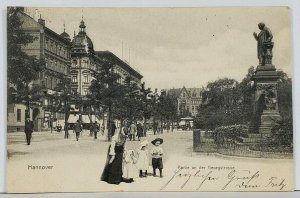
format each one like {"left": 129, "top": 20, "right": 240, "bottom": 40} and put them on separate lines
{"left": 100, "top": 145, "right": 124, "bottom": 184}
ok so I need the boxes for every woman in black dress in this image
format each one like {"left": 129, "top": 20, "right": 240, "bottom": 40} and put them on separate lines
{"left": 101, "top": 122, "right": 127, "bottom": 184}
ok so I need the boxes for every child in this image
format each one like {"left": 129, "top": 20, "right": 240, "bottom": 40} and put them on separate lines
{"left": 151, "top": 138, "right": 164, "bottom": 178}
{"left": 136, "top": 140, "right": 149, "bottom": 177}
{"left": 122, "top": 149, "right": 138, "bottom": 183}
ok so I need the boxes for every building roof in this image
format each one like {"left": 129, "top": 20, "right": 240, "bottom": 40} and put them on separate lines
{"left": 71, "top": 20, "right": 94, "bottom": 52}
{"left": 164, "top": 87, "right": 204, "bottom": 99}
{"left": 95, "top": 51, "right": 143, "bottom": 80}
{"left": 18, "top": 10, "right": 71, "bottom": 45}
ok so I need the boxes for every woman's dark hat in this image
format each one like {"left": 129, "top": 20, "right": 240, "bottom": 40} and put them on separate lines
{"left": 151, "top": 138, "right": 163, "bottom": 145}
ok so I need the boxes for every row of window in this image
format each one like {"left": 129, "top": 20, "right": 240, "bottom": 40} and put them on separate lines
{"left": 41, "top": 75, "right": 60, "bottom": 90}
{"left": 191, "top": 100, "right": 201, "bottom": 105}
{"left": 45, "top": 56, "right": 69, "bottom": 75}
{"left": 71, "top": 75, "right": 89, "bottom": 83}
{"left": 45, "top": 38, "right": 70, "bottom": 59}
{"left": 71, "top": 88, "right": 89, "bottom": 96}
{"left": 72, "top": 58, "right": 96, "bottom": 70}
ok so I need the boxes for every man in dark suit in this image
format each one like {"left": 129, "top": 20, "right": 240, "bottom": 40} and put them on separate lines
{"left": 24, "top": 117, "right": 34, "bottom": 145}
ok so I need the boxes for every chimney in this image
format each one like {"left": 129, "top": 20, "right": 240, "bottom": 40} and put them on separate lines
{"left": 38, "top": 15, "right": 45, "bottom": 26}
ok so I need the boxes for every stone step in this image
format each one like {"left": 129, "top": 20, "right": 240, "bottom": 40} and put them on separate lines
{"left": 247, "top": 133, "right": 262, "bottom": 138}
{"left": 239, "top": 137, "right": 261, "bottom": 143}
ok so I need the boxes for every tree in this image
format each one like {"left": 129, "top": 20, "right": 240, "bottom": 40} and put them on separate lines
{"left": 89, "top": 58, "right": 124, "bottom": 141}
{"left": 194, "top": 78, "right": 242, "bottom": 130}
{"left": 7, "top": 7, "right": 45, "bottom": 118}
{"left": 54, "top": 75, "right": 76, "bottom": 138}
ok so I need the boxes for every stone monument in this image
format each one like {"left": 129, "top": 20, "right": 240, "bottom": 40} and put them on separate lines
{"left": 249, "top": 22, "right": 281, "bottom": 137}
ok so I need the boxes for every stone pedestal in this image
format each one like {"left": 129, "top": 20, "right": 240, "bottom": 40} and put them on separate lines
{"left": 258, "top": 110, "right": 281, "bottom": 135}
{"left": 249, "top": 64, "right": 281, "bottom": 138}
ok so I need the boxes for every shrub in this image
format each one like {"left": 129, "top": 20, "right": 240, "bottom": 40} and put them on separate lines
{"left": 214, "top": 124, "right": 248, "bottom": 143}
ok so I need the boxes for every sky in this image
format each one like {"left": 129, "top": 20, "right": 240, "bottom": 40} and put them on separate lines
{"left": 26, "top": 7, "right": 292, "bottom": 90}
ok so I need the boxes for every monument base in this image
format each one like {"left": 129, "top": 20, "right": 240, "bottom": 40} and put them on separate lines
{"left": 258, "top": 110, "right": 281, "bottom": 135}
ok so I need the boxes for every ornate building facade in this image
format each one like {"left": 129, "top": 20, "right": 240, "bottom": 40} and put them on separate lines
{"left": 164, "top": 87, "right": 204, "bottom": 117}
{"left": 7, "top": 10, "right": 72, "bottom": 132}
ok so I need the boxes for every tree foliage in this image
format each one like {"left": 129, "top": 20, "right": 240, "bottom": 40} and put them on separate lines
{"left": 7, "top": 7, "right": 45, "bottom": 118}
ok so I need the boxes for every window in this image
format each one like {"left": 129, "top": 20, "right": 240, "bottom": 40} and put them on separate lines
{"left": 183, "top": 93, "right": 185, "bottom": 97}
{"left": 45, "top": 39, "right": 48, "bottom": 49}
{"left": 82, "top": 60, "right": 88, "bottom": 68}
{"left": 83, "top": 75, "right": 89, "bottom": 83}
{"left": 72, "top": 88, "right": 77, "bottom": 94}
{"left": 17, "top": 109, "right": 21, "bottom": 122}
{"left": 44, "top": 76, "right": 48, "bottom": 88}
{"left": 49, "top": 77, "right": 53, "bottom": 89}
{"left": 72, "top": 76, "right": 77, "bottom": 83}
{"left": 83, "top": 89, "right": 88, "bottom": 95}
{"left": 72, "top": 59, "right": 77, "bottom": 66}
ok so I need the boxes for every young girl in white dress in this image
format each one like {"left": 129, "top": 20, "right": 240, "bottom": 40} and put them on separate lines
{"left": 136, "top": 140, "right": 149, "bottom": 177}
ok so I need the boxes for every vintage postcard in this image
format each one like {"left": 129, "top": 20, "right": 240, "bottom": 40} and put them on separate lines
{"left": 6, "top": 7, "right": 293, "bottom": 192}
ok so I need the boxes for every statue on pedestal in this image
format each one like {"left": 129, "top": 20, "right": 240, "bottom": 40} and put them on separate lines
{"left": 253, "top": 22, "right": 273, "bottom": 66}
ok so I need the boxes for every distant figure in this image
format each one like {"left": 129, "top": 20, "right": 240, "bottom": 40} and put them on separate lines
{"left": 24, "top": 117, "right": 34, "bottom": 145}
{"left": 93, "top": 121, "right": 100, "bottom": 139}
{"left": 110, "top": 121, "right": 117, "bottom": 137}
{"left": 129, "top": 122, "right": 137, "bottom": 141}
{"left": 74, "top": 120, "right": 82, "bottom": 141}
{"left": 57, "top": 124, "right": 62, "bottom": 132}
{"left": 100, "top": 123, "right": 105, "bottom": 135}
{"left": 136, "top": 122, "right": 144, "bottom": 141}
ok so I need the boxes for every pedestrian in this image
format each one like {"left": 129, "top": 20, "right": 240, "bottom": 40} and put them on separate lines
{"left": 153, "top": 122, "right": 158, "bottom": 135}
{"left": 110, "top": 121, "right": 117, "bottom": 137}
{"left": 122, "top": 149, "right": 138, "bottom": 183}
{"left": 24, "top": 117, "right": 34, "bottom": 145}
{"left": 64, "top": 123, "right": 69, "bottom": 139}
{"left": 89, "top": 123, "right": 94, "bottom": 137}
{"left": 151, "top": 138, "right": 164, "bottom": 178}
{"left": 129, "top": 122, "right": 137, "bottom": 141}
{"left": 136, "top": 122, "right": 143, "bottom": 141}
{"left": 100, "top": 123, "right": 105, "bottom": 135}
{"left": 73, "top": 120, "right": 82, "bottom": 141}
{"left": 100, "top": 120, "right": 128, "bottom": 185}
{"left": 57, "top": 124, "right": 62, "bottom": 132}
{"left": 136, "top": 140, "right": 149, "bottom": 177}
{"left": 93, "top": 121, "right": 100, "bottom": 139}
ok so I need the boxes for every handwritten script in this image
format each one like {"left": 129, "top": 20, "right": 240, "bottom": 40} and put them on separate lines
{"left": 160, "top": 165, "right": 288, "bottom": 191}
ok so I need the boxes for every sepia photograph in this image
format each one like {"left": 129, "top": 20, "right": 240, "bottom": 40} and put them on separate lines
{"left": 6, "top": 7, "right": 293, "bottom": 192}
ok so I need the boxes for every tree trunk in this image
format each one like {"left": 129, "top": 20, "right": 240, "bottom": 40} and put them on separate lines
{"left": 107, "top": 105, "right": 112, "bottom": 141}
{"left": 25, "top": 83, "right": 30, "bottom": 119}
{"left": 64, "top": 101, "right": 70, "bottom": 139}
{"left": 143, "top": 116, "right": 147, "bottom": 137}
{"left": 160, "top": 117, "right": 163, "bottom": 134}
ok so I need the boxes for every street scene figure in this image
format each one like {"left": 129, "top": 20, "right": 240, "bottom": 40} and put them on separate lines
{"left": 136, "top": 122, "right": 144, "bottom": 141}
{"left": 73, "top": 120, "right": 82, "bottom": 141}
{"left": 92, "top": 121, "right": 100, "bottom": 139}
{"left": 24, "top": 117, "right": 34, "bottom": 145}
{"left": 110, "top": 121, "right": 117, "bottom": 137}
{"left": 122, "top": 149, "right": 138, "bottom": 183}
{"left": 129, "top": 122, "right": 137, "bottom": 141}
{"left": 136, "top": 140, "right": 149, "bottom": 177}
{"left": 100, "top": 123, "right": 105, "bottom": 136}
{"left": 151, "top": 138, "right": 164, "bottom": 178}
{"left": 101, "top": 125, "right": 127, "bottom": 185}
